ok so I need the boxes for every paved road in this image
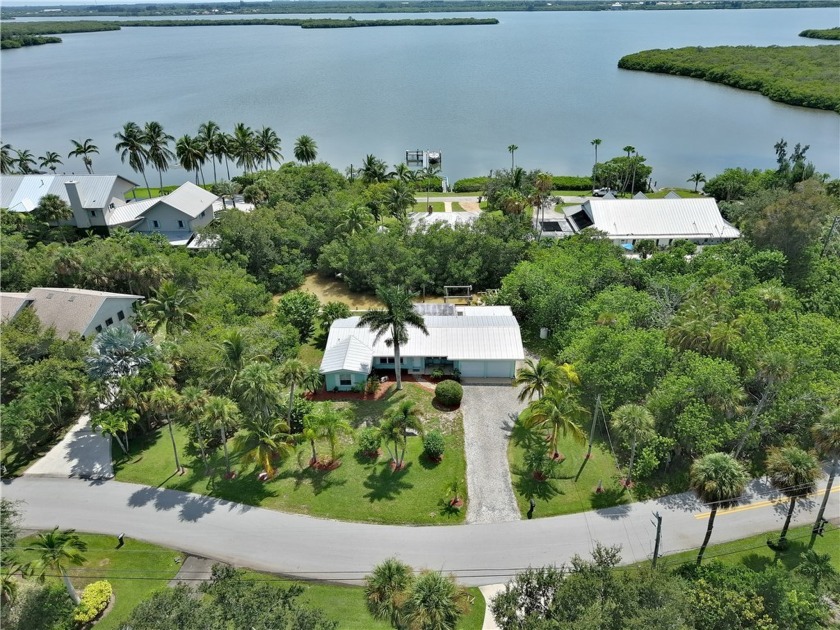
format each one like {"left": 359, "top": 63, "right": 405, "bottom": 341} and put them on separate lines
{"left": 4, "top": 476, "right": 836, "bottom": 586}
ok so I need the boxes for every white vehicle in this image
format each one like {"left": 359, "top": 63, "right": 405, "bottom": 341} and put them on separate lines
{"left": 592, "top": 187, "right": 613, "bottom": 197}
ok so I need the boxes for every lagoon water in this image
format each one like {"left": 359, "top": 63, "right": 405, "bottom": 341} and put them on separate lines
{"left": 1, "top": 8, "right": 838, "bottom": 186}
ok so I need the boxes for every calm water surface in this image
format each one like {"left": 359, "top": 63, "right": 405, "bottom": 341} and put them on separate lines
{"left": 2, "top": 8, "right": 838, "bottom": 185}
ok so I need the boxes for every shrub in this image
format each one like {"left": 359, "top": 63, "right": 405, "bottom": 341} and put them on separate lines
{"left": 434, "top": 380, "right": 463, "bottom": 407}
{"left": 357, "top": 427, "right": 381, "bottom": 456}
{"left": 524, "top": 448, "right": 560, "bottom": 480}
{"left": 423, "top": 430, "right": 446, "bottom": 460}
{"left": 452, "top": 176, "right": 489, "bottom": 193}
{"left": 551, "top": 175, "right": 592, "bottom": 191}
{"left": 74, "top": 580, "right": 112, "bottom": 624}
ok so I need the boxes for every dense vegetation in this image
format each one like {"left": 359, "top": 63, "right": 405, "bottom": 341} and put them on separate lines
{"left": 800, "top": 26, "right": 840, "bottom": 40}
{"left": 618, "top": 45, "right": 840, "bottom": 113}
{"left": 120, "top": 17, "right": 499, "bottom": 28}
{"left": 0, "top": 21, "right": 120, "bottom": 36}
{"left": 0, "top": 35, "right": 62, "bottom": 49}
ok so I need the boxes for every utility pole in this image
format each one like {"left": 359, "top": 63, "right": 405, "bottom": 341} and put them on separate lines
{"left": 651, "top": 512, "right": 662, "bottom": 568}
{"left": 586, "top": 395, "right": 601, "bottom": 460}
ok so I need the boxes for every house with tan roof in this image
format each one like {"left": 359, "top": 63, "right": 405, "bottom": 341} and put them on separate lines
{"left": 0, "top": 287, "right": 143, "bottom": 338}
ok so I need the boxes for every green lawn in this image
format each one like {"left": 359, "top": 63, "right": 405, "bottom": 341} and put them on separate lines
{"left": 413, "top": 201, "right": 445, "bottom": 212}
{"left": 631, "top": 524, "right": 840, "bottom": 572}
{"left": 125, "top": 183, "right": 212, "bottom": 199}
{"left": 114, "top": 385, "right": 468, "bottom": 525}
{"left": 298, "top": 343, "right": 325, "bottom": 368}
{"left": 17, "top": 533, "right": 183, "bottom": 630}
{"left": 508, "top": 423, "right": 628, "bottom": 517}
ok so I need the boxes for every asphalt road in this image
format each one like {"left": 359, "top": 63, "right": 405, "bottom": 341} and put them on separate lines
{"left": 4, "top": 476, "right": 836, "bottom": 586}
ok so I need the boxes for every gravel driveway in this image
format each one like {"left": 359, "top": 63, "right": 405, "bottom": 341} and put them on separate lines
{"left": 461, "top": 385, "right": 527, "bottom": 524}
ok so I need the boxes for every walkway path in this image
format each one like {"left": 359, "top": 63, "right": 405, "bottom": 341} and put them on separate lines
{"left": 24, "top": 414, "right": 113, "bottom": 480}
{"left": 7, "top": 475, "right": 834, "bottom": 587}
{"left": 462, "top": 386, "right": 525, "bottom": 524}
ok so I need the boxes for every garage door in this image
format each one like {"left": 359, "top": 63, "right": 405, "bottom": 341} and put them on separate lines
{"left": 485, "top": 361, "right": 513, "bottom": 378}
{"left": 458, "top": 361, "right": 486, "bottom": 377}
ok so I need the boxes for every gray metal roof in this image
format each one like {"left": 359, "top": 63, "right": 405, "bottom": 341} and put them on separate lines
{"left": 23, "top": 287, "right": 142, "bottom": 338}
{"left": 324, "top": 311, "right": 525, "bottom": 364}
{"left": 582, "top": 198, "right": 740, "bottom": 240}
{"left": 107, "top": 197, "right": 157, "bottom": 226}
{"left": 1, "top": 175, "right": 136, "bottom": 212}
{"left": 320, "top": 337, "right": 374, "bottom": 374}
{"left": 154, "top": 181, "right": 218, "bottom": 218}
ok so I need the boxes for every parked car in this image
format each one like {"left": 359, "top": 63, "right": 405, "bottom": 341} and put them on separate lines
{"left": 592, "top": 187, "right": 613, "bottom": 197}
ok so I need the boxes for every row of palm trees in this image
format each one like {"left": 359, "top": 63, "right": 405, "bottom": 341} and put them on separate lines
{"left": 1, "top": 139, "right": 98, "bottom": 176}
{"left": 513, "top": 356, "right": 840, "bottom": 565}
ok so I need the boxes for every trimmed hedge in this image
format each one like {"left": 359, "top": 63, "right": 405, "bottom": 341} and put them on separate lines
{"left": 452, "top": 177, "right": 489, "bottom": 193}
{"left": 74, "top": 580, "right": 112, "bottom": 624}
{"left": 434, "top": 380, "right": 463, "bottom": 407}
{"left": 552, "top": 175, "right": 592, "bottom": 191}
{"left": 423, "top": 429, "right": 446, "bottom": 460}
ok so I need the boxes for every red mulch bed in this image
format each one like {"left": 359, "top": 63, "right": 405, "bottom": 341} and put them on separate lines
{"left": 310, "top": 458, "right": 342, "bottom": 471}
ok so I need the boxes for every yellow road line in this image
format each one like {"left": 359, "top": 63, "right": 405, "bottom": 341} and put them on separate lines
{"left": 694, "top": 485, "right": 840, "bottom": 520}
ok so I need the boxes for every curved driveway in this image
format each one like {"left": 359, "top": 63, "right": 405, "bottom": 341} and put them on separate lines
{"left": 4, "top": 476, "right": 836, "bottom": 586}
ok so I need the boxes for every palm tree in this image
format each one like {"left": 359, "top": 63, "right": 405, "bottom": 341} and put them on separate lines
{"left": 38, "top": 150, "right": 63, "bottom": 173}
{"left": 26, "top": 527, "right": 87, "bottom": 605}
{"left": 197, "top": 120, "right": 223, "bottom": 183}
{"left": 204, "top": 395, "right": 240, "bottom": 477}
{"left": 234, "top": 417, "right": 293, "bottom": 477}
{"left": 142, "top": 122, "right": 175, "bottom": 191}
{"left": 91, "top": 408, "right": 138, "bottom": 454}
{"left": 514, "top": 357, "right": 562, "bottom": 402}
{"left": 147, "top": 385, "right": 184, "bottom": 474}
{"left": 86, "top": 324, "right": 154, "bottom": 387}
{"left": 217, "top": 131, "right": 233, "bottom": 180}
{"left": 233, "top": 362, "right": 282, "bottom": 423}
{"left": 32, "top": 193, "right": 73, "bottom": 224}
{"left": 796, "top": 549, "right": 838, "bottom": 590}
{"left": 623, "top": 145, "right": 636, "bottom": 158}
{"left": 212, "top": 180, "right": 240, "bottom": 209}
{"left": 256, "top": 126, "right": 283, "bottom": 169}
{"left": 68, "top": 138, "right": 99, "bottom": 174}
{"left": 519, "top": 386, "right": 586, "bottom": 459}
{"left": 360, "top": 154, "right": 390, "bottom": 184}
{"left": 175, "top": 134, "right": 207, "bottom": 185}
{"left": 365, "top": 557, "right": 414, "bottom": 627}
{"left": 507, "top": 144, "right": 518, "bottom": 170}
{"left": 14, "top": 148, "right": 36, "bottom": 173}
{"left": 180, "top": 386, "right": 209, "bottom": 465}
{"left": 690, "top": 452, "right": 748, "bottom": 565}
{"left": 340, "top": 204, "right": 374, "bottom": 234}
{"left": 393, "top": 163, "right": 417, "bottom": 184}
{"left": 294, "top": 135, "right": 318, "bottom": 164}
{"left": 386, "top": 182, "right": 415, "bottom": 220}
{"left": 687, "top": 171, "right": 706, "bottom": 193}
{"left": 114, "top": 122, "right": 151, "bottom": 196}
{"left": 810, "top": 408, "right": 840, "bottom": 547}
{"left": 1, "top": 142, "right": 15, "bottom": 174}
{"left": 301, "top": 366, "right": 323, "bottom": 395}
{"left": 302, "top": 410, "right": 322, "bottom": 464}
{"left": 382, "top": 400, "right": 423, "bottom": 469}
{"left": 591, "top": 138, "right": 602, "bottom": 166}
{"left": 403, "top": 570, "right": 471, "bottom": 630}
{"left": 318, "top": 406, "right": 354, "bottom": 462}
{"left": 279, "top": 358, "right": 309, "bottom": 427}
{"left": 209, "top": 330, "right": 262, "bottom": 395}
{"left": 611, "top": 403, "right": 655, "bottom": 486}
{"left": 142, "top": 280, "right": 197, "bottom": 337}
{"left": 357, "top": 286, "right": 429, "bottom": 391}
{"left": 766, "top": 445, "right": 821, "bottom": 543}
{"left": 231, "top": 123, "right": 258, "bottom": 174}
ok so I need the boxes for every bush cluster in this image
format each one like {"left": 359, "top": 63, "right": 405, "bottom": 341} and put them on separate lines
{"left": 551, "top": 175, "right": 592, "bottom": 191}
{"left": 452, "top": 177, "right": 489, "bottom": 193}
{"left": 422, "top": 429, "right": 446, "bottom": 460}
{"left": 357, "top": 427, "right": 381, "bottom": 455}
{"left": 73, "top": 580, "right": 112, "bottom": 624}
{"left": 434, "top": 380, "right": 463, "bottom": 407}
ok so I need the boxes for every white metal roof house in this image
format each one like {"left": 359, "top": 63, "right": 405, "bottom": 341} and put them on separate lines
{"left": 0, "top": 287, "right": 143, "bottom": 338}
{"left": 566, "top": 198, "right": 740, "bottom": 249}
{"left": 128, "top": 182, "right": 218, "bottom": 245}
{"left": 320, "top": 304, "right": 525, "bottom": 390}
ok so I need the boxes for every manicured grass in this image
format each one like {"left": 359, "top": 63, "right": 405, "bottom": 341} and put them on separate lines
{"left": 413, "top": 201, "right": 445, "bottom": 212}
{"left": 124, "top": 183, "right": 213, "bottom": 200}
{"left": 451, "top": 202, "right": 476, "bottom": 212}
{"left": 17, "top": 533, "right": 183, "bottom": 630}
{"left": 630, "top": 524, "right": 840, "bottom": 572}
{"left": 508, "top": 422, "right": 627, "bottom": 517}
{"left": 114, "top": 385, "right": 468, "bottom": 525}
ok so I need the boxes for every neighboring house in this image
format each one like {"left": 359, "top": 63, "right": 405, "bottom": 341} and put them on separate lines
{"left": 1, "top": 176, "right": 218, "bottom": 245}
{"left": 320, "top": 304, "right": 524, "bottom": 391}
{"left": 0, "top": 287, "right": 143, "bottom": 338}
{"left": 410, "top": 211, "right": 479, "bottom": 230}
{"left": 565, "top": 198, "right": 740, "bottom": 249}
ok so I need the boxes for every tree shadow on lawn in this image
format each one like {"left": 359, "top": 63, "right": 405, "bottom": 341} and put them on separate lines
{"left": 512, "top": 466, "right": 564, "bottom": 502}
{"left": 276, "top": 461, "right": 348, "bottom": 496}
{"left": 739, "top": 537, "right": 810, "bottom": 572}
{"left": 363, "top": 462, "right": 414, "bottom": 502}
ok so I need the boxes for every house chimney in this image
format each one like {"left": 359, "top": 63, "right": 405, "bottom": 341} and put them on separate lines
{"left": 64, "top": 181, "right": 89, "bottom": 228}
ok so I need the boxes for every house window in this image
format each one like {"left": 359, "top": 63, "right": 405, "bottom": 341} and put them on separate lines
{"left": 117, "top": 310, "right": 125, "bottom": 321}
{"left": 89, "top": 210, "right": 96, "bottom": 217}
{"left": 105, "top": 317, "right": 114, "bottom": 326}
{"left": 339, "top": 374, "right": 352, "bottom": 386}
{"left": 379, "top": 357, "right": 395, "bottom": 364}
{"left": 95, "top": 325, "right": 103, "bottom": 333}
{"left": 200, "top": 211, "right": 206, "bottom": 218}
{"left": 152, "top": 220, "right": 160, "bottom": 228}
{"left": 177, "top": 220, "right": 185, "bottom": 229}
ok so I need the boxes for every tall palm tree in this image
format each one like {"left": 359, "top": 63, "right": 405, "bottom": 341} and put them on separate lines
{"left": 294, "top": 135, "right": 318, "bottom": 164}
{"left": 212, "top": 180, "right": 240, "bottom": 209}
{"left": 591, "top": 138, "right": 602, "bottom": 166}
{"left": 611, "top": 403, "right": 655, "bottom": 486}
{"left": 507, "top": 144, "right": 518, "bottom": 170}
{"left": 365, "top": 557, "right": 414, "bottom": 627}
{"left": 142, "top": 280, "right": 197, "bottom": 337}
{"left": 357, "top": 286, "right": 429, "bottom": 391}
{"left": 231, "top": 123, "right": 258, "bottom": 174}
{"left": 233, "top": 362, "right": 282, "bottom": 423}
{"left": 198, "top": 120, "right": 223, "bottom": 183}
{"left": 1, "top": 142, "right": 15, "bottom": 174}
{"left": 687, "top": 171, "right": 706, "bottom": 193}
{"left": 766, "top": 445, "right": 821, "bottom": 543}
{"left": 175, "top": 134, "right": 207, "bottom": 185}
{"left": 32, "top": 193, "right": 73, "bottom": 224}
{"left": 340, "top": 204, "right": 374, "bottom": 234}
{"left": 14, "top": 148, "right": 36, "bottom": 174}
{"left": 386, "top": 182, "right": 415, "bottom": 221}
{"left": 393, "top": 163, "right": 417, "bottom": 184}
{"left": 180, "top": 386, "right": 209, "bottom": 466}
{"left": 308, "top": 402, "right": 353, "bottom": 462}
{"left": 519, "top": 386, "right": 586, "bottom": 459}
{"left": 91, "top": 408, "right": 138, "bottom": 454}
{"left": 38, "top": 150, "right": 63, "bottom": 173}
{"left": 514, "top": 357, "right": 563, "bottom": 402}
{"left": 26, "top": 527, "right": 87, "bottom": 605}
{"left": 204, "top": 395, "right": 240, "bottom": 477}
{"left": 68, "top": 138, "right": 99, "bottom": 174}
{"left": 623, "top": 145, "right": 636, "bottom": 158}
{"left": 279, "top": 358, "right": 309, "bottom": 426}
{"left": 142, "top": 122, "right": 175, "bottom": 191}
{"left": 234, "top": 417, "right": 293, "bottom": 477}
{"left": 209, "top": 330, "right": 262, "bottom": 395}
{"left": 385, "top": 400, "right": 423, "bottom": 468}
{"left": 403, "top": 570, "right": 471, "bottom": 630}
{"left": 256, "top": 126, "right": 283, "bottom": 169}
{"left": 114, "top": 122, "right": 150, "bottom": 197}
{"left": 810, "top": 408, "right": 840, "bottom": 547}
{"left": 147, "top": 385, "right": 184, "bottom": 474}
{"left": 360, "top": 154, "right": 389, "bottom": 184}
{"left": 690, "top": 452, "right": 748, "bottom": 565}
{"left": 218, "top": 131, "right": 233, "bottom": 180}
